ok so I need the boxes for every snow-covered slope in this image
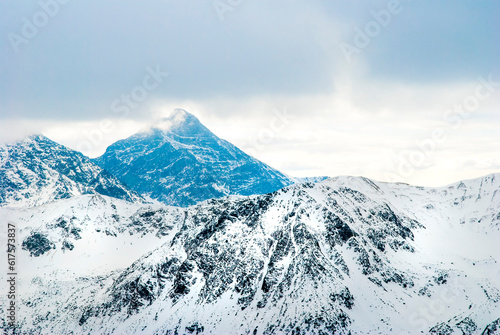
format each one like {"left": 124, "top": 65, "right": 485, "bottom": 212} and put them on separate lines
{"left": 0, "top": 193, "right": 183, "bottom": 332}
{"left": 0, "top": 135, "right": 143, "bottom": 207}
{"left": 94, "top": 109, "right": 294, "bottom": 206}
{"left": 4, "top": 174, "right": 499, "bottom": 334}
{"left": 0, "top": 194, "right": 182, "bottom": 274}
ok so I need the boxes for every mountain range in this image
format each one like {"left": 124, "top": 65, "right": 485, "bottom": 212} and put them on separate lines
{"left": 0, "top": 134, "right": 141, "bottom": 207}
{"left": 1, "top": 174, "right": 499, "bottom": 334}
{"left": 0, "top": 110, "right": 498, "bottom": 334}
{"left": 0, "top": 110, "right": 305, "bottom": 208}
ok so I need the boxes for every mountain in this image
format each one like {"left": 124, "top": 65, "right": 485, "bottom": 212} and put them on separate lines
{"left": 292, "top": 176, "right": 329, "bottom": 184}
{"left": 0, "top": 134, "right": 142, "bottom": 207}
{"left": 0, "top": 193, "right": 181, "bottom": 275}
{"left": 94, "top": 109, "right": 294, "bottom": 206}
{"left": 5, "top": 174, "right": 500, "bottom": 334}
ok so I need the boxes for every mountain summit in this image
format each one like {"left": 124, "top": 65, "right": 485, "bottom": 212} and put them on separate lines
{"left": 8, "top": 174, "right": 500, "bottom": 334}
{"left": 94, "top": 110, "right": 294, "bottom": 206}
{"left": 151, "top": 109, "right": 207, "bottom": 136}
{"left": 0, "top": 134, "right": 142, "bottom": 207}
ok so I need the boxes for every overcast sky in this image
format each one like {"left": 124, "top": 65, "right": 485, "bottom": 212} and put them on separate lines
{"left": 1, "top": 0, "right": 499, "bottom": 186}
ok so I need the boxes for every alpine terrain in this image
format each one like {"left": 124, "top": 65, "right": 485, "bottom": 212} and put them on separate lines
{"left": 0, "top": 135, "right": 142, "bottom": 208}
{"left": 1, "top": 174, "right": 499, "bottom": 334}
{"left": 94, "top": 109, "right": 295, "bottom": 207}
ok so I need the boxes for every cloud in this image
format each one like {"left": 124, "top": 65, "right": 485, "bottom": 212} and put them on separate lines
{"left": 1, "top": 1, "right": 497, "bottom": 119}
{"left": 0, "top": 0, "right": 338, "bottom": 119}
{"left": 0, "top": 0, "right": 498, "bottom": 185}
{"left": 330, "top": 1, "right": 499, "bottom": 79}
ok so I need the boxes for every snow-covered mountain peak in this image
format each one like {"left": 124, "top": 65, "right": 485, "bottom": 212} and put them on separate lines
{"left": 167, "top": 108, "right": 193, "bottom": 123}
{"left": 3, "top": 133, "right": 51, "bottom": 148}
{"left": 0, "top": 134, "right": 143, "bottom": 207}
{"left": 94, "top": 110, "right": 294, "bottom": 206}
{"left": 23, "top": 133, "right": 46, "bottom": 142}
{"left": 0, "top": 133, "right": 45, "bottom": 149}
{"left": 149, "top": 109, "right": 209, "bottom": 138}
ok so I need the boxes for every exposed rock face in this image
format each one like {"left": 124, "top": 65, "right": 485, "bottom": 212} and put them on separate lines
{"left": 0, "top": 135, "right": 142, "bottom": 207}
{"left": 22, "top": 232, "right": 55, "bottom": 257}
{"left": 6, "top": 174, "right": 499, "bottom": 334}
{"left": 94, "top": 110, "right": 294, "bottom": 206}
{"left": 482, "top": 318, "right": 500, "bottom": 335}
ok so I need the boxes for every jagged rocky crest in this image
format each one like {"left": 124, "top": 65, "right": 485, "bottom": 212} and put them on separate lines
{"left": 5, "top": 175, "right": 500, "bottom": 334}
{"left": 93, "top": 109, "right": 295, "bottom": 206}
{"left": 1, "top": 112, "right": 499, "bottom": 334}
{"left": 0, "top": 135, "right": 142, "bottom": 207}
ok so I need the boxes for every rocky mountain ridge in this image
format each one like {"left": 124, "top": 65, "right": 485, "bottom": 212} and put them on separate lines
{"left": 93, "top": 109, "right": 295, "bottom": 206}
{"left": 2, "top": 174, "right": 499, "bottom": 334}
{"left": 0, "top": 135, "right": 142, "bottom": 208}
